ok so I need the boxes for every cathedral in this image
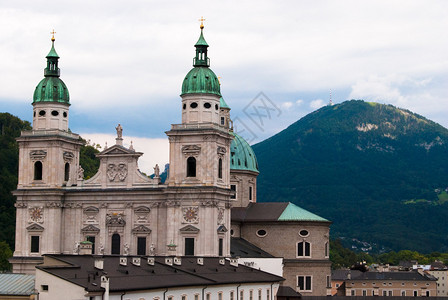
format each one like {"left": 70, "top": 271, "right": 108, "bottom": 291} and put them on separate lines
{"left": 11, "top": 24, "right": 331, "bottom": 296}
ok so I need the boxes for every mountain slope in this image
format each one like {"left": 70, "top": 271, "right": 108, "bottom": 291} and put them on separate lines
{"left": 253, "top": 100, "right": 448, "bottom": 253}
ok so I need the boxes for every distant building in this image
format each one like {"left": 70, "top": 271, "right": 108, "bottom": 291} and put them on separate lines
{"left": 343, "top": 271, "right": 437, "bottom": 297}
{"left": 428, "top": 261, "right": 448, "bottom": 296}
{"left": 331, "top": 269, "right": 363, "bottom": 296}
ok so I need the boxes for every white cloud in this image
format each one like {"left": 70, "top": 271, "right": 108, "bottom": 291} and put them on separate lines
{"left": 296, "top": 99, "right": 304, "bottom": 106}
{"left": 80, "top": 133, "right": 169, "bottom": 175}
{"left": 310, "top": 99, "right": 325, "bottom": 110}
{"left": 281, "top": 101, "right": 293, "bottom": 109}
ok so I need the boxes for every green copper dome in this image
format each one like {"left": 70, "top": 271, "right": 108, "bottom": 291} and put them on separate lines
{"left": 182, "top": 67, "right": 221, "bottom": 96}
{"left": 181, "top": 27, "right": 221, "bottom": 96}
{"left": 220, "top": 97, "right": 230, "bottom": 109}
{"left": 230, "top": 132, "right": 259, "bottom": 173}
{"left": 33, "top": 39, "right": 70, "bottom": 104}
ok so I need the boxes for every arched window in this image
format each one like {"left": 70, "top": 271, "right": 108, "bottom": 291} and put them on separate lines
{"left": 64, "top": 163, "right": 70, "bottom": 181}
{"left": 187, "top": 157, "right": 196, "bottom": 177}
{"left": 34, "top": 161, "right": 43, "bottom": 180}
{"left": 218, "top": 158, "right": 223, "bottom": 179}
{"left": 111, "top": 233, "right": 121, "bottom": 255}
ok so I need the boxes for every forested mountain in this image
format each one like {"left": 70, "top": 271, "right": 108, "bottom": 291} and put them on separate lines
{"left": 253, "top": 100, "right": 448, "bottom": 253}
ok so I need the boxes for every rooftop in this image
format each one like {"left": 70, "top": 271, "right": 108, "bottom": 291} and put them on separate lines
{"left": 0, "top": 273, "right": 35, "bottom": 296}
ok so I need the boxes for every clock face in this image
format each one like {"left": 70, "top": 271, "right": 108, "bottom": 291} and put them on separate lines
{"left": 30, "top": 207, "right": 43, "bottom": 223}
{"left": 183, "top": 207, "right": 199, "bottom": 223}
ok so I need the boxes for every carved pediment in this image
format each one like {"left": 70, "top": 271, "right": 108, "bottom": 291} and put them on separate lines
{"left": 132, "top": 225, "right": 151, "bottom": 233}
{"left": 63, "top": 151, "right": 74, "bottom": 161}
{"left": 29, "top": 150, "right": 47, "bottom": 160}
{"left": 81, "top": 225, "right": 100, "bottom": 233}
{"left": 217, "top": 225, "right": 228, "bottom": 233}
{"left": 182, "top": 145, "right": 201, "bottom": 156}
{"left": 27, "top": 223, "right": 44, "bottom": 232}
{"left": 84, "top": 206, "right": 99, "bottom": 213}
{"left": 100, "top": 145, "right": 137, "bottom": 156}
{"left": 179, "top": 225, "right": 200, "bottom": 234}
{"left": 134, "top": 206, "right": 150, "bottom": 213}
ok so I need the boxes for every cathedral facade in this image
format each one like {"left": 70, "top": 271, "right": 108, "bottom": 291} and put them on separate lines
{"left": 11, "top": 26, "right": 331, "bottom": 296}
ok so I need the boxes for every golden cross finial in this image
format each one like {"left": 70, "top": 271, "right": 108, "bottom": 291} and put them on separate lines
{"left": 218, "top": 76, "right": 222, "bottom": 85}
{"left": 50, "top": 29, "right": 56, "bottom": 42}
{"left": 198, "top": 16, "right": 205, "bottom": 29}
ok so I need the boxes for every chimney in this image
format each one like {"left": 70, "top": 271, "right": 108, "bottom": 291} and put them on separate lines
{"left": 79, "top": 241, "right": 93, "bottom": 255}
{"left": 94, "top": 258, "right": 104, "bottom": 270}
{"left": 120, "top": 257, "right": 127, "bottom": 266}
{"left": 174, "top": 257, "right": 182, "bottom": 265}
{"left": 197, "top": 258, "right": 204, "bottom": 265}
{"left": 230, "top": 258, "right": 238, "bottom": 267}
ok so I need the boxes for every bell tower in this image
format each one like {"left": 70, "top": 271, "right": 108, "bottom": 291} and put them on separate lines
{"left": 16, "top": 34, "right": 82, "bottom": 189}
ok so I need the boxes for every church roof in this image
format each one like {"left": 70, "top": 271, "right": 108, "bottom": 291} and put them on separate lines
{"left": 231, "top": 202, "right": 329, "bottom": 223}
{"left": 220, "top": 97, "right": 230, "bottom": 109}
{"left": 230, "top": 237, "right": 275, "bottom": 258}
{"left": 37, "top": 255, "right": 283, "bottom": 292}
{"left": 230, "top": 132, "right": 259, "bottom": 173}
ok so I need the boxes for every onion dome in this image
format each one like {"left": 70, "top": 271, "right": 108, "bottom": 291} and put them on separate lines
{"left": 33, "top": 36, "right": 70, "bottom": 104}
{"left": 230, "top": 132, "right": 259, "bottom": 173}
{"left": 181, "top": 25, "right": 221, "bottom": 96}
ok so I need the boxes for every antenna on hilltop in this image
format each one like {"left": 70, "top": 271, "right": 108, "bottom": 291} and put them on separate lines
{"left": 329, "top": 90, "right": 334, "bottom": 106}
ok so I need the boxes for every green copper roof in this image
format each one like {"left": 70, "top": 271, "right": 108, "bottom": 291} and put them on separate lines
{"left": 278, "top": 203, "right": 329, "bottom": 222}
{"left": 33, "top": 39, "right": 70, "bottom": 104}
{"left": 46, "top": 41, "right": 59, "bottom": 58}
{"left": 195, "top": 29, "right": 209, "bottom": 47}
{"left": 181, "top": 67, "right": 221, "bottom": 96}
{"left": 220, "top": 97, "right": 230, "bottom": 109}
{"left": 230, "top": 132, "right": 259, "bottom": 173}
{"left": 33, "top": 77, "right": 70, "bottom": 104}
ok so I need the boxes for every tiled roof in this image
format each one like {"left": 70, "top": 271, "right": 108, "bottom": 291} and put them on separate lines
{"left": 231, "top": 202, "right": 329, "bottom": 223}
{"left": 0, "top": 273, "right": 35, "bottom": 296}
{"left": 276, "top": 285, "right": 301, "bottom": 298}
{"left": 230, "top": 237, "right": 275, "bottom": 258}
{"left": 349, "top": 271, "right": 437, "bottom": 281}
{"left": 331, "top": 269, "right": 363, "bottom": 280}
{"left": 37, "top": 255, "right": 283, "bottom": 292}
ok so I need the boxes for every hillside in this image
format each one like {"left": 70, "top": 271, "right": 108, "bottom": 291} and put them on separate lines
{"left": 253, "top": 100, "right": 448, "bottom": 253}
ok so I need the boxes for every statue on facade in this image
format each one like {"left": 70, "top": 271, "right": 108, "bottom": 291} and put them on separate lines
{"left": 154, "top": 164, "right": 160, "bottom": 178}
{"left": 73, "top": 241, "right": 80, "bottom": 254}
{"left": 115, "top": 123, "right": 123, "bottom": 139}
{"left": 98, "top": 243, "right": 104, "bottom": 255}
{"left": 149, "top": 243, "right": 156, "bottom": 256}
{"left": 77, "top": 166, "right": 84, "bottom": 180}
{"left": 124, "top": 243, "right": 130, "bottom": 255}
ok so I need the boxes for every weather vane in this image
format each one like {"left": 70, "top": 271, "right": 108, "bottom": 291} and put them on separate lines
{"left": 198, "top": 16, "right": 205, "bottom": 29}
{"left": 50, "top": 29, "right": 56, "bottom": 42}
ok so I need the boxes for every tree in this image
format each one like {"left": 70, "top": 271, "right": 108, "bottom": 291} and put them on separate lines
{"left": 0, "top": 241, "right": 12, "bottom": 271}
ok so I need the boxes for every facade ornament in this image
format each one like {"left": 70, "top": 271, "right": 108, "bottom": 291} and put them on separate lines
{"left": 73, "top": 241, "right": 80, "bottom": 254}
{"left": 181, "top": 145, "right": 201, "bottom": 157}
{"left": 104, "top": 141, "right": 108, "bottom": 149}
{"left": 165, "top": 200, "right": 180, "bottom": 207}
{"left": 123, "top": 243, "right": 130, "bottom": 255}
{"left": 217, "top": 146, "right": 226, "bottom": 155}
{"left": 217, "top": 207, "right": 225, "bottom": 225}
{"left": 125, "top": 202, "right": 134, "bottom": 208}
{"left": 78, "top": 166, "right": 84, "bottom": 180}
{"left": 15, "top": 202, "right": 28, "bottom": 208}
{"left": 46, "top": 202, "right": 61, "bottom": 208}
{"left": 29, "top": 150, "right": 47, "bottom": 160}
{"left": 98, "top": 243, "right": 104, "bottom": 255}
{"left": 106, "top": 212, "right": 126, "bottom": 226}
{"left": 118, "top": 163, "right": 127, "bottom": 181}
{"left": 154, "top": 164, "right": 160, "bottom": 178}
{"left": 201, "top": 200, "right": 218, "bottom": 207}
{"left": 29, "top": 207, "right": 44, "bottom": 223}
{"left": 63, "top": 151, "right": 74, "bottom": 162}
{"left": 149, "top": 243, "right": 156, "bottom": 256}
{"left": 225, "top": 202, "right": 233, "bottom": 209}
{"left": 182, "top": 206, "right": 199, "bottom": 223}
{"left": 107, "top": 164, "right": 117, "bottom": 181}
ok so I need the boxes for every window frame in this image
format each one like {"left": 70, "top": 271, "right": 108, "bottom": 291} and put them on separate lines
{"left": 297, "top": 275, "right": 312, "bottom": 292}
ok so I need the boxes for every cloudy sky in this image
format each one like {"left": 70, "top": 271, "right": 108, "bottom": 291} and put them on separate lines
{"left": 1, "top": 0, "right": 447, "bottom": 173}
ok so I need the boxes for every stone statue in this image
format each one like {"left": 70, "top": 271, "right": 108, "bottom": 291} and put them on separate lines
{"left": 98, "top": 243, "right": 104, "bottom": 255}
{"left": 154, "top": 164, "right": 160, "bottom": 178}
{"left": 78, "top": 166, "right": 84, "bottom": 180}
{"left": 149, "top": 243, "right": 156, "bottom": 256}
{"left": 124, "top": 243, "right": 129, "bottom": 255}
{"left": 115, "top": 123, "right": 123, "bottom": 139}
{"left": 73, "top": 241, "right": 80, "bottom": 254}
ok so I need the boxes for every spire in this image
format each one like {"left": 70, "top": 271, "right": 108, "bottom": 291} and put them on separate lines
{"left": 193, "top": 17, "right": 210, "bottom": 67}
{"left": 44, "top": 30, "right": 60, "bottom": 77}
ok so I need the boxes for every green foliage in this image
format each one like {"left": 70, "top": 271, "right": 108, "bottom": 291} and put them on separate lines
{"left": 79, "top": 139, "right": 100, "bottom": 179}
{"left": 253, "top": 100, "right": 448, "bottom": 253}
{"left": 0, "top": 113, "right": 31, "bottom": 248}
{"left": 0, "top": 241, "right": 12, "bottom": 271}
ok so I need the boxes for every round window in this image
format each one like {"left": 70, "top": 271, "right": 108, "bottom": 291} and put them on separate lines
{"left": 299, "top": 230, "right": 309, "bottom": 237}
{"left": 256, "top": 229, "right": 267, "bottom": 237}
{"left": 204, "top": 102, "right": 211, "bottom": 109}
{"left": 51, "top": 110, "right": 59, "bottom": 116}
{"left": 215, "top": 104, "right": 219, "bottom": 110}
{"left": 190, "top": 102, "right": 198, "bottom": 109}
{"left": 183, "top": 103, "right": 186, "bottom": 110}
{"left": 63, "top": 112, "right": 67, "bottom": 118}
{"left": 39, "top": 110, "right": 46, "bottom": 116}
